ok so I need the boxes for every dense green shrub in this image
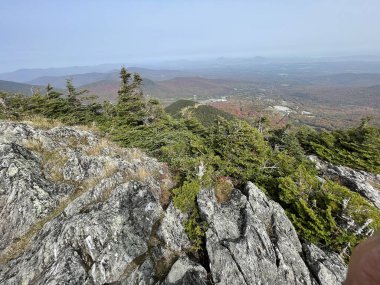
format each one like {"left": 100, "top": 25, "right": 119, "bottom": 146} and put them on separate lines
{"left": 172, "top": 180, "right": 207, "bottom": 250}
{"left": 278, "top": 164, "right": 380, "bottom": 251}
{"left": 207, "top": 119, "right": 271, "bottom": 185}
{"left": 296, "top": 119, "right": 380, "bottom": 174}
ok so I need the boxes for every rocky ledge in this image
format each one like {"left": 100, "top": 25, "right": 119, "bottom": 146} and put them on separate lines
{"left": 309, "top": 155, "right": 380, "bottom": 210}
{"left": 0, "top": 122, "right": 347, "bottom": 284}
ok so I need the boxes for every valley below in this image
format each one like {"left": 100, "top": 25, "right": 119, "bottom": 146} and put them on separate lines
{"left": 1, "top": 58, "right": 379, "bottom": 130}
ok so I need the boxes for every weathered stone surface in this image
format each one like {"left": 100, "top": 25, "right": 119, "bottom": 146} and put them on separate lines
{"left": 309, "top": 155, "right": 380, "bottom": 209}
{"left": 303, "top": 242, "right": 347, "bottom": 285}
{"left": 197, "top": 182, "right": 346, "bottom": 285}
{"left": 160, "top": 255, "right": 208, "bottom": 285}
{"left": 119, "top": 203, "right": 193, "bottom": 285}
{"left": 0, "top": 122, "right": 171, "bottom": 285}
{"left": 328, "top": 165, "right": 380, "bottom": 209}
{"left": 157, "top": 202, "right": 191, "bottom": 252}
{"left": 119, "top": 259, "right": 156, "bottom": 285}
{"left": 0, "top": 142, "right": 65, "bottom": 251}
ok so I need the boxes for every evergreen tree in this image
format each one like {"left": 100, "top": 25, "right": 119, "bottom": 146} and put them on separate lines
{"left": 208, "top": 119, "right": 270, "bottom": 184}
{"left": 66, "top": 79, "right": 87, "bottom": 107}
{"left": 118, "top": 67, "right": 132, "bottom": 100}
{"left": 116, "top": 67, "right": 147, "bottom": 126}
{"left": 45, "top": 83, "right": 63, "bottom": 99}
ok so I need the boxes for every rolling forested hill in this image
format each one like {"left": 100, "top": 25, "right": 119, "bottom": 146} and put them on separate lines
{"left": 165, "top": 99, "right": 235, "bottom": 126}
{"left": 0, "top": 80, "right": 36, "bottom": 95}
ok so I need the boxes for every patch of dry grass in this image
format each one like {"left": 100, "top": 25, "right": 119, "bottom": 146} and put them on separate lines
{"left": 214, "top": 177, "right": 234, "bottom": 203}
{"left": 23, "top": 138, "right": 69, "bottom": 182}
{"left": 368, "top": 179, "right": 380, "bottom": 191}
{"left": 82, "top": 162, "right": 119, "bottom": 191}
{"left": 117, "top": 148, "right": 144, "bottom": 161}
{"left": 129, "top": 148, "right": 144, "bottom": 159}
{"left": 21, "top": 115, "right": 64, "bottom": 129}
{"left": 159, "top": 187, "right": 172, "bottom": 208}
{"left": 121, "top": 165, "right": 148, "bottom": 183}
{"left": 74, "top": 123, "right": 102, "bottom": 136}
{"left": 23, "top": 138, "right": 44, "bottom": 153}
{"left": 85, "top": 138, "right": 111, "bottom": 156}
{"left": 66, "top": 136, "right": 89, "bottom": 149}
{"left": 44, "top": 152, "right": 69, "bottom": 182}
{"left": 136, "top": 167, "right": 148, "bottom": 181}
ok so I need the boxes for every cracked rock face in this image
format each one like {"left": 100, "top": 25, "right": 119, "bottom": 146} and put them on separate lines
{"left": 0, "top": 122, "right": 347, "bottom": 284}
{"left": 0, "top": 122, "right": 176, "bottom": 284}
{"left": 197, "top": 182, "right": 347, "bottom": 285}
{"left": 303, "top": 242, "right": 347, "bottom": 285}
{"left": 161, "top": 255, "right": 208, "bottom": 285}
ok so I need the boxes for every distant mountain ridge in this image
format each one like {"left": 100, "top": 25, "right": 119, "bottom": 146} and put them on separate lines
{"left": 27, "top": 73, "right": 118, "bottom": 89}
{"left": 3, "top": 56, "right": 380, "bottom": 83}
{"left": 0, "top": 64, "right": 121, "bottom": 82}
{"left": 82, "top": 76, "right": 255, "bottom": 102}
{"left": 0, "top": 80, "right": 38, "bottom": 95}
{"left": 0, "top": 66, "right": 193, "bottom": 86}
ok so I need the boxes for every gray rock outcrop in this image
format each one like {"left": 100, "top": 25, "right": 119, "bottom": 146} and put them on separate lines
{"left": 197, "top": 182, "right": 347, "bottom": 285}
{"left": 0, "top": 122, "right": 348, "bottom": 284}
{"left": 303, "top": 242, "right": 347, "bottom": 285}
{"left": 0, "top": 122, "right": 178, "bottom": 284}
{"left": 161, "top": 256, "right": 208, "bottom": 285}
{"left": 309, "top": 155, "right": 380, "bottom": 209}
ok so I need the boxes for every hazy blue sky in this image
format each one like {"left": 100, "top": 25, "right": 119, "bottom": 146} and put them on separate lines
{"left": 1, "top": 0, "right": 380, "bottom": 72}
